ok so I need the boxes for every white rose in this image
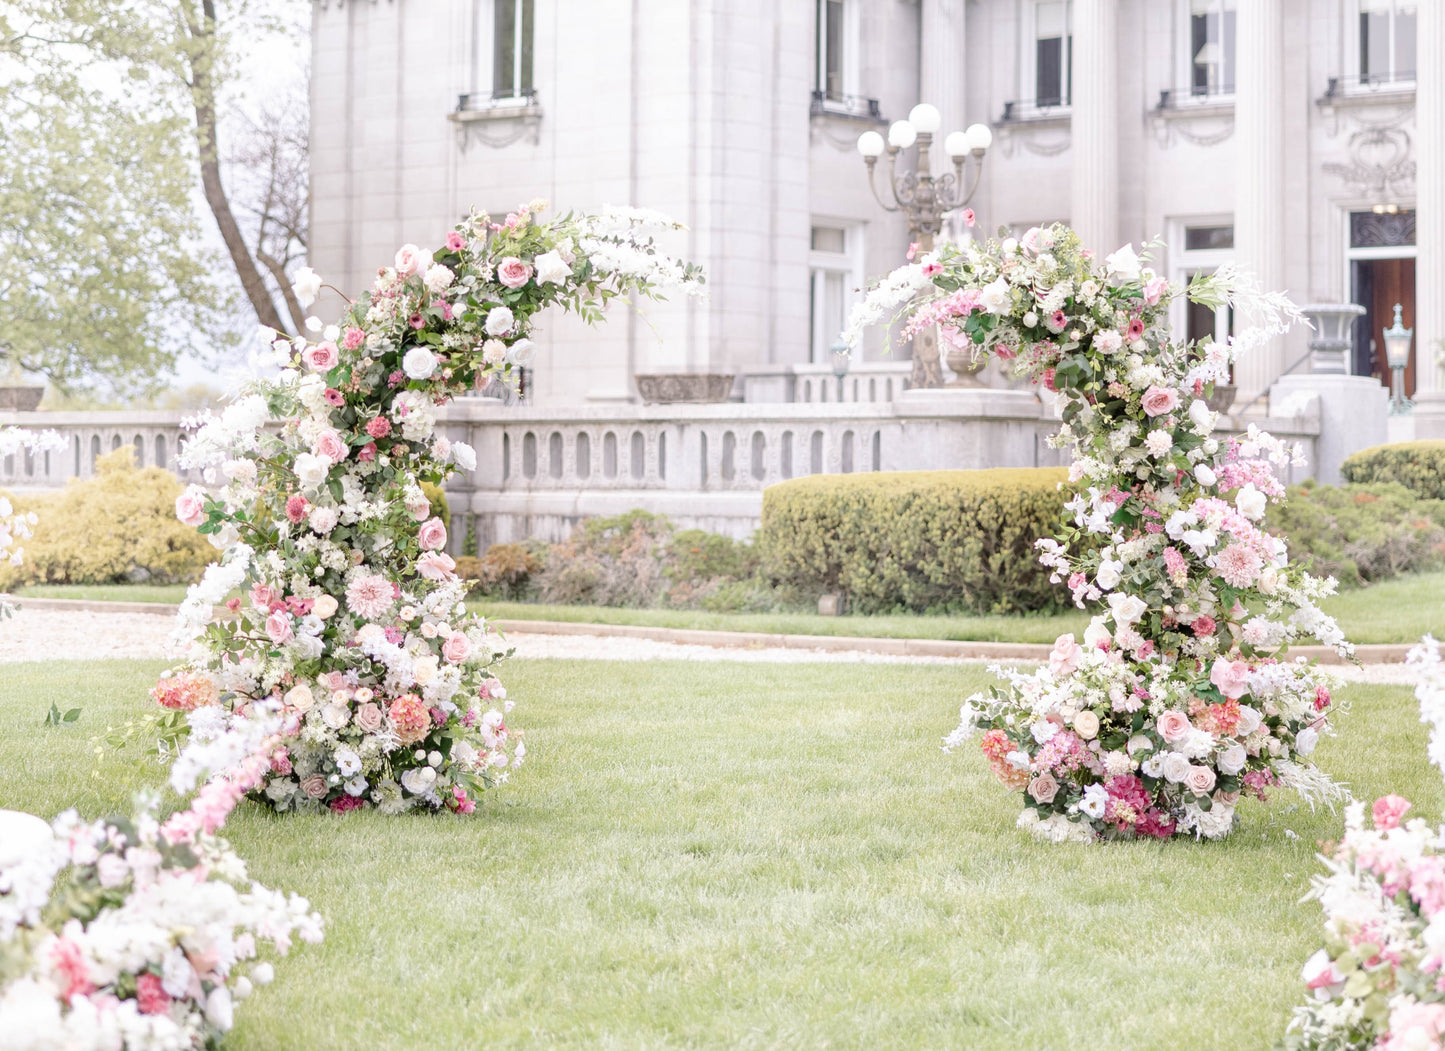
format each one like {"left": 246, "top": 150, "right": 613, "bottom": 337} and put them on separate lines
{"left": 322, "top": 703, "right": 350, "bottom": 729}
{"left": 1258, "top": 567, "right": 1279, "bottom": 595}
{"left": 484, "top": 305, "right": 515, "bottom": 336}
{"left": 1295, "top": 726, "right": 1319, "bottom": 756}
{"left": 452, "top": 441, "right": 477, "bottom": 472}
{"left": 978, "top": 277, "right": 1011, "bottom": 315}
{"left": 534, "top": 249, "right": 571, "bottom": 284}
{"left": 1126, "top": 734, "right": 1153, "bottom": 756}
{"left": 1160, "top": 752, "right": 1191, "bottom": 783}
{"left": 506, "top": 338, "right": 536, "bottom": 367}
{"left": 400, "top": 767, "right": 431, "bottom": 794}
{"left": 1235, "top": 483, "right": 1267, "bottom": 521}
{"left": 403, "top": 346, "right": 438, "bottom": 380}
{"left": 1188, "top": 399, "right": 1215, "bottom": 433}
{"left": 1107, "top": 591, "right": 1148, "bottom": 626}
{"left": 1236, "top": 706, "right": 1263, "bottom": 736}
{"left": 1218, "top": 742, "right": 1247, "bottom": 775}
{"left": 293, "top": 452, "right": 329, "bottom": 489}
{"left": 292, "top": 267, "right": 322, "bottom": 308}
{"left": 1105, "top": 244, "right": 1142, "bottom": 283}
{"left": 413, "top": 655, "right": 438, "bottom": 685}
{"left": 1096, "top": 559, "right": 1123, "bottom": 590}
{"left": 423, "top": 263, "right": 454, "bottom": 294}
{"left": 1194, "top": 464, "right": 1218, "bottom": 487}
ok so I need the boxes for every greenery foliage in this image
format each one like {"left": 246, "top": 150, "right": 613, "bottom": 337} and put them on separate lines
{"left": 1267, "top": 481, "right": 1445, "bottom": 588}
{"left": 0, "top": 448, "right": 211, "bottom": 588}
{"left": 1340, "top": 440, "right": 1445, "bottom": 500}
{"left": 758, "top": 468, "right": 1072, "bottom": 614}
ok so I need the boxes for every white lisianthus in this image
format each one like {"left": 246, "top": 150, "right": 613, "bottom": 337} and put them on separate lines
{"left": 1194, "top": 463, "right": 1218, "bottom": 487}
{"left": 1083, "top": 616, "right": 1112, "bottom": 649}
{"left": 1188, "top": 399, "right": 1216, "bottom": 433}
{"left": 484, "top": 305, "right": 515, "bottom": 336}
{"left": 1078, "top": 783, "right": 1109, "bottom": 819}
{"left": 1096, "top": 559, "right": 1123, "bottom": 590}
{"left": 534, "top": 249, "right": 571, "bottom": 284}
{"left": 1235, "top": 483, "right": 1267, "bottom": 521}
{"left": 978, "top": 277, "right": 1011, "bottom": 314}
{"left": 452, "top": 441, "right": 477, "bottom": 471}
{"left": 403, "top": 346, "right": 438, "bottom": 380}
{"left": 292, "top": 267, "right": 323, "bottom": 308}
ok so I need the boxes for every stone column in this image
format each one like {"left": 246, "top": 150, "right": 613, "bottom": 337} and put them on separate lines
{"left": 1232, "top": 0, "right": 1286, "bottom": 406}
{"left": 1070, "top": 0, "right": 1118, "bottom": 254}
{"left": 919, "top": 0, "right": 966, "bottom": 179}
{"left": 1414, "top": 0, "right": 1445, "bottom": 436}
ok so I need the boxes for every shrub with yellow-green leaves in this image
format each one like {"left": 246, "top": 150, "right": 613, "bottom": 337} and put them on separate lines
{"left": 758, "top": 468, "right": 1073, "bottom": 614}
{"left": 0, "top": 447, "right": 212, "bottom": 588}
{"left": 1341, "top": 440, "right": 1445, "bottom": 500}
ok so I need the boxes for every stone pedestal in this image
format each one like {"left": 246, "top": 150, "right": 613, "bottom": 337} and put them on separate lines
{"left": 892, "top": 387, "right": 1054, "bottom": 470}
{"left": 1270, "top": 374, "right": 1388, "bottom": 484}
{"left": 1412, "top": 393, "right": 1445, "bottom": 440}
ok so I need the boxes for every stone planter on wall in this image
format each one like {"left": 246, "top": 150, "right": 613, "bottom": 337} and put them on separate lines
{"left": 0, "top": 386, "right": 44, "bottom": 411}
{"left": 634, "top": 373, "right": 736, "bottom": 404}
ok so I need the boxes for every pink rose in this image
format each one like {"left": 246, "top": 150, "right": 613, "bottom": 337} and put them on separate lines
{"left": 1141, "top": 385, "right": 1179, "bottom": 417}
{"left": 300, "top": 775, "right": 329, "bottom": 799}
{"left": 354, "top": 702, "right": 384, "bottom": 733}
{"left": 1184, "top": 765, "right": 1217, "bottom": 795}
{"left": 250, "top": 582, "right": 277, "bottom": 608}
{"left": 418, "top": 551, "right": 456, "bottom": 580}
{"left": 313, "top": 430, "right": 347, "bottom": 462}
{"left": 497, "top": 256, "right": 533, "bottom": 289}
{"left": 304, "top": 342, "right": 339, "bottom": 372}
{"left": 1027, "top": 772, "right": 1059, "bottom": 804}
{"left": 1209, "top": 658, "right": 1251, "bottom": 700}
{"left": 358, "top": 442, "right": 377, "bottom": 462}
{"left": 395, "top": 243, "right": 425, "bottom": 276}
{"left": 1156, "top": 710, "right": 1192, "bottom": 742}
{"left": 1373, "top": 794, "right": 1413, "bottom": 830}
{"left": 418, "top": 517, "right": 447, "bottom": 551}
{"left": 1143, "top": 275, "right": 1169, "bottom": 305}
{"left": 1302, "top": 950, "right": 1345, "bottom": 992}
{"left": 1048, "top": 633, "right": 1083, "bottom": 676}
{"left": 265, "top": 609, "right": 294, "bottom": 645}
{"left": 442, "top": 633, "right": 470, "bottom": 664}
{"left": 175, "top": 488, "right": 206, "bottom": 527}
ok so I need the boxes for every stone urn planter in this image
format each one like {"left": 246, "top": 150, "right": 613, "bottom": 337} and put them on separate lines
{"left": 943, "top": 344, "right": 988, "bottom": 387}
{"left": 1205, "top": 383, "right": 1236, "bottom": 414}
{"left": 0, "top": 386, "right": 44, "bottom": 411}
{"left": 634, "top": 373, "right": 735, "bottom": 404}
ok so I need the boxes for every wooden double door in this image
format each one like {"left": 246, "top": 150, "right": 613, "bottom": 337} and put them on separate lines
{"left": 1351, "top": 257, "right": 1417, "bottom": 397}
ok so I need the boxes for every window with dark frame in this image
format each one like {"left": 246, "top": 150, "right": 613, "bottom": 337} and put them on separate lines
{"left": 1360, "top": 0, "right": 1416, "bottom": 83}
{"left": 1190, "top": 0, "right": 1236, "bottom": 96}
{"left": 493, "top": 0, "right": 534, "bottom": 100}
{"left": 1035, "top": 2, "right": 1072, "bottom": 107}
{"left": 817, "top": 0, "right": 845, "bottom": 100}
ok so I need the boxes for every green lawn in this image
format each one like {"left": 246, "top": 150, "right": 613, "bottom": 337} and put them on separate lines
{"left": 14, "top": 567, "right": 1445, "bottom": 644}
{"left": 3, "top": 657, "right": 1437, "bottom": 1049}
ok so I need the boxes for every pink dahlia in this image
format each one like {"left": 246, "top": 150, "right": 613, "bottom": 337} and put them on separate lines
{"left": 346, "top": 573, "right": 394, "bottom": 618}
{"left": 1215, "top": 543, "right": 1263, "bottom": 588}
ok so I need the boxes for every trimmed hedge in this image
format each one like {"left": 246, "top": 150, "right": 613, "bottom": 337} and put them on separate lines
{"left": 1341, "top": 441, "right": 1445, "bottom": 499}
{"left": 758, "top": 468, "right": 1072, "bottom": 614}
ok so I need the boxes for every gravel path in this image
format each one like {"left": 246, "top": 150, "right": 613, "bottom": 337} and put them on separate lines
{"left": 0, "top": 609, "right": 1423, "bottom": 686}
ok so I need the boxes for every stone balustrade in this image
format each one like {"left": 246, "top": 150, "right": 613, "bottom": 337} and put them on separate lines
{"left": 738, "top": 361, "right": 912, "bottom": 404}
{"left": 0, "top": 394, "right": 1325, "bottom": 554}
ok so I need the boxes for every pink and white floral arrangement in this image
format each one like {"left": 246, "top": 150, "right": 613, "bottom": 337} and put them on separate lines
{"left": 0, "top": 706, "right": 324, "bottom": 1048}
{"left": 849, "top": 224, "right": 1350, "bottom": 841}
{"left": 159, "top": 202, "right": 702, "bottom": 814}
{"left": 1284, "top": 639, "right": 1445, "bottom": 1051}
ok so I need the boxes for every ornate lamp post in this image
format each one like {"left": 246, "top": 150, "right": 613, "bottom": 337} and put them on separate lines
{"left": 856, "top": 103, "right": 992, "bottom": 389}
{"left": 1383, "top": 302, "right": 1414, "bottom": 414}
{"left": 830, "top": 336, "right": 851, "bottom": 402}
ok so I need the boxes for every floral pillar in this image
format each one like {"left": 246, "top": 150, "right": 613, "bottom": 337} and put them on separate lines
{"left": 1414, "top": 0, "right": 1445, "bottom": 437}
{"left": 1069, "top": 0, "right": 1118, "bottom": 256}
{"left": 1232, "top": 0, "right": 1286, "bottom": 406}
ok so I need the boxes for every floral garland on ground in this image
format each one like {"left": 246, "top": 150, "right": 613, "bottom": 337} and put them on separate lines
{"left": 159, "top": 203, "right": 701, "bottom": 814}
{"left": 0, "top": 706, "right": 324, "bottom": 1048}
{"left": 848, "top": 224, "right": 1351, "bottom": 841}
{"left": 1283, "top": 638, "right": 1445, "bottom": 1050}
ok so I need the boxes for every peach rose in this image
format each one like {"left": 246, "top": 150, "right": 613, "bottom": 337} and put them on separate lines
{"left": 1048, "top": 633, "right": 1083, "bottom": 676}
{"left": 1209, "top": 658, "right": 1251, "bottom": 700}
{"left": 313, "top": 430, "right": 347, "bottom": 463}
{"left": 354, "top": 702, "right": 384, "bottom": 733}
{"left": 1027, "top": 771, "right": 1060, "bottom": 804}
{"left": 1156, "top": 710, "right": 1192, "bottom": 742}
{"left": 175, "top": 487, "right": 206, "bottom": 528}
{"left": 1184, "top": 765, "right": 1217, "bottom": 795}
{"left": 1141, "top": 385, "right": 1179, "bottom": 417}
{"left": 299, "top": 775, "right": 329, "bottom": 799}
{"left": 1073, "top": 710, "right": 1100, "bottom": 740}
{"left": 497, "top": 257, "right": 533, "bottom": 289}
{"left": 417, "top": 517, "right": 447, "bottom": 551}
{"left": 441, "top": 632, "right": 470, "bottom": 664}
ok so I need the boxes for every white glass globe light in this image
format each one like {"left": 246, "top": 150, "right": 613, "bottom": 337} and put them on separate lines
{"left": 907, "top": 103, "right": 942, "bottom": 134}
{"left": 887, "top": 120, "right": 917, "bottom": 149}
{"left": 943, "top": 131, "right": 971, "bottom": 159}
{"left": 856, "top": 130, "right": 886, "bottom": 157}
{"left": 964, "top": 123, "right": 994, "bottom": 152}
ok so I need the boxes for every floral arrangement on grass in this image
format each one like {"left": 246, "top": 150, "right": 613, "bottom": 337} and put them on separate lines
{"left": 0, "top": 706, "right": 324, "bottom": 1048}
{"left": 159, "top": 202, "right": 701, "bottom": 814}
{"left": 0, "top": 427, "right": 65, "bottom": 620}
{"left": 848, "top": 224, "right": 1350, "bottom": 841}
{"left": 1283, "top": 638, "right": 1445, "bottom": 1050}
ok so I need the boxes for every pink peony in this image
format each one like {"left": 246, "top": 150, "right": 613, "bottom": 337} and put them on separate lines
{"left": 418, "top": 551, "right": 456, "bottom": 580}
{"left": 1156, "top": 710, "right": 1192, "bottom": 742}
{"left": 250, "top": 582, "right": 278, "bottom": 608}
{"left": 1374, "top": 794, "right": 1413, "bottom": 830}
{"left": 304, "top": 341, "right": 340, "bottom": 372}
{"left": 346, "top": 573, "right": 393, "bottom": 618}
{"left": 265, "top": 609, "right": 294, "bottom": 645}
{"left": 175, "top": 488, "right": 206, "bottom": 527}
{"left": 313, "top": 430, "right": 347, "bottom": 462}
{"left": 1209, "top": 658, "right": 1251, "bottom": 700}
{"left": 1141, "top": 385, "right": 1179, "bottom": 417}
{"left": 442, "top": 632, "right": 470, "bottom": 664}
{"left": 497, "top": 256, "right": 533, "bottom": 288}
{"left": 418, "top": 517, "right": 448, "bottom": 551}
{"left": 1143, "top": 275, "right": 1170, "bottom": 305}
{"left": 1048, "top": 633, "right": 1083, "bottom": 676}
